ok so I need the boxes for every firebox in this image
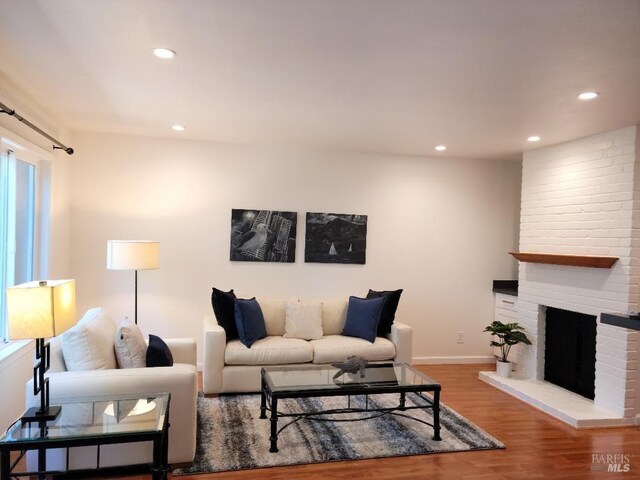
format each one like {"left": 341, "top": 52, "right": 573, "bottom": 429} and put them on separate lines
{"left": 544, "top": 307, "right": 597, "bottom": 400}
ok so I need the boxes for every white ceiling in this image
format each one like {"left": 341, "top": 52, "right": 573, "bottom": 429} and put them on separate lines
{"left": 0, "top": 0, "right": 639, "bottom": 160}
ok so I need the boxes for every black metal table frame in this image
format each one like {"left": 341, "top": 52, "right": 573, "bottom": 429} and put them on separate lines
{"left": 260, "top": 369, "right": 441, "bottom": 453}
{"left": 0, "top": 396, "right": 170, "bottom": 480}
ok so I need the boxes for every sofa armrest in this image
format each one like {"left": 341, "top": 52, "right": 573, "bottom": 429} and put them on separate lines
{"left": 203, "top": 315, "right": 226, "bottom": 394}
{"left": 164, "top": 338, "right": 197, "bottom": 366}
{"left": 26, "top": 364, "right": 198, "bottom": 464}
{"left": 388, "top": 321, "right": 413, "bottom": 365}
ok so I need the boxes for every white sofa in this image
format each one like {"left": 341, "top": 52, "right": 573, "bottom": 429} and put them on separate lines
{"left": 25, "top": 308, "right": 198, "bottom": 469}
{"left": 203, "top": 297, "right": 413, "bottom": 394}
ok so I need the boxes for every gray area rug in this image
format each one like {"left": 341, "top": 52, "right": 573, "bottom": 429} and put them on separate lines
{"left": 173, "top": 393, "right": 504, "bottom": 475}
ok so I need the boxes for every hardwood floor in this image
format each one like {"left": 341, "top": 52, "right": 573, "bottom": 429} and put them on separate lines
{"left": 73, "top": 364, "right": 640, "bottom": 479}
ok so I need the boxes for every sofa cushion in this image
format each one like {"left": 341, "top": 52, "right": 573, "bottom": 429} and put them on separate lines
{"left": 256, "top": 297, "right": 296, "bottom": 336}
{"left": 367, "top": 289, "right": 403, "bottom": 335}
{"left": 62, "top": 307, "right": 117, "bottom": 371}
{"left": 114, "top": 317, "right": 147, "bottom": 368}
{"left": 146, "top": 334, "right": 174, "bottom": 367}
{"left": 234, "top": 298, "right": 267, "bottom": 348}
{"left": 211, "top": 288, "right": 239, "bottom": 340}
{"left": 310, "top": 335, "right": 396, "bottom": 364}
{"left": 302, "top": 297, "right": 348, "bottom": 335}
{"left": 318, "top": 297, "right": 348, "bottom": 335}
{"left": 225, "top": 337, "right": 314, "bottom": 365}
{"left": 342, "top": 296, "right": 386, "bottom": 343}
{"left": 284, "top": 301, "right": 323, "bottom": 340}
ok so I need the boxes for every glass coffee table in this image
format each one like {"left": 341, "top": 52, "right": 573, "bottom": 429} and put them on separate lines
{"left": 260, "top": 362, "right": 441, "bottom": 453}
{"left": 0, "top": 392, "right": 170, "bottom": 480}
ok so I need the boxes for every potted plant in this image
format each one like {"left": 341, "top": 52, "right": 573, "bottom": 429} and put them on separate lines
{"left": 483, "top": 320, "right": 532, "bottom": 378}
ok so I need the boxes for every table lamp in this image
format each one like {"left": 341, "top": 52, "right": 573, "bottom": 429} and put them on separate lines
{"left": 6, "top": 279, "right": 77, "bottom": 423}
{"left": 106, "top": 240, "right": 159, "bottom": 324}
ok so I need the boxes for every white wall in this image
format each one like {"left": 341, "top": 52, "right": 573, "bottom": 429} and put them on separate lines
{"left": 70, "top": 131, "right": 521, "bottom": 365}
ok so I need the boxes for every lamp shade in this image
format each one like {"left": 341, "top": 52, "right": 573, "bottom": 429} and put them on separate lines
{"left": 106, "top": 240, "right": 160, "bottom": 270}
{"left": 6, "top": 279, "right": 77, "bottom": 340}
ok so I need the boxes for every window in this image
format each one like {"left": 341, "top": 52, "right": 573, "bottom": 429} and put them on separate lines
{"left": 0, "top": 141, "right": 40, "bottom": 343}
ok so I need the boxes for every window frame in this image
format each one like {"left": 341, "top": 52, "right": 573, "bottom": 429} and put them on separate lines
{"left": 0, "top": 127, "right": 52, "bottom": 346}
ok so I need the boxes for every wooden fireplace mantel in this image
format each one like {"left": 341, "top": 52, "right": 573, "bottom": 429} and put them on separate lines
{"left": 509, "top": 252, "right": 619, "bottom": 269}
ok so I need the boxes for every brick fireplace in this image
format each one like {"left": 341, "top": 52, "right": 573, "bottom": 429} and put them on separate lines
{"left": 481, "top": 126, "right": 640, "bottom": 427}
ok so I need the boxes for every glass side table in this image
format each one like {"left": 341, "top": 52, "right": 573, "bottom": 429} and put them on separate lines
{"left": 0, "top": 392, "right": 170, "bottom": 480}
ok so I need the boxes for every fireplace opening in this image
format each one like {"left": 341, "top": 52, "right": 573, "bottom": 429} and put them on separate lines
{"left": 544, "top": 307, "right": 596, "bottom": 399}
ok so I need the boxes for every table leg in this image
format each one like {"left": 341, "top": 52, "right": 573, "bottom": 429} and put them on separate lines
{"left": 1, "top": 448, "right": 10, "bottom": 480}
{"left": 260, "top": 377, "right": 267, "bottom": 419}
{"left": 399, "top": 391, "right": 406, "bottom": 411}
{"left": 152, "top": 435, "right": 162, "bottom": 480}
{"left": 432, "top": 389, "right": 442, "bottom": 441}
{"left": 269, "top": 396, "right": 278, "bottom": 453}
{"left": 152, "top": 432, "right": 170, "bottom": 479}
{"left": 37, "top": 447, "right": 46, "bottom": 480}
{"left": 152, "top": 408, "right": 170, "bottom": 479}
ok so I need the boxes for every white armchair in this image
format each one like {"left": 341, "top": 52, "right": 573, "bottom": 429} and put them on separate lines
{"left": 25, "top": 309, "right": 198, "bottom": 470}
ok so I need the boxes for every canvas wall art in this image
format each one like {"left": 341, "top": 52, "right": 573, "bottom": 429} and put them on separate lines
{"left": 304, "top": 212, "right": 367, "bottom": 264}
{"left": 230, "top": 209, "right": 297, "bottom": 262}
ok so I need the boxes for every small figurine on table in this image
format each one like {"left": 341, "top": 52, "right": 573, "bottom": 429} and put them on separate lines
{"left": 332, "top": 355, "right": 368, "bottom": 379}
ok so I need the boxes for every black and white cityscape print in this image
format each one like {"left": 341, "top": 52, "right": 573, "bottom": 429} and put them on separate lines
{"left": 304, "top": 212, "right": 367, "bottom": 264}
{"left": 230, "top": 209, "right": 297, "bottom": 262}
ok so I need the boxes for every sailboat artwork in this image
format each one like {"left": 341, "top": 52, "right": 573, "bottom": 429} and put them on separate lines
{"left": 305, "top": 212, "right": 367, "bottom": 264}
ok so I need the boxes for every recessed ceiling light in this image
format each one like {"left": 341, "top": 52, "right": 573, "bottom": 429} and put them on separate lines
{"left": 435, "top": 145, "right": 447, "bottom": 151}
{"left": 172, "top": 124, "right": 185, "bottom": 131}
{"left": 577, "top": 91, "right": 599, "bottom": 100}
{"left": 527, "top": 136, "right": 541, "bottom": 142}
{"left": 153, "top": 48, "right": 176, "bottom": 59}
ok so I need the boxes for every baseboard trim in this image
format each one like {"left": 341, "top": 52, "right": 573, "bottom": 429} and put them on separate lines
{"left": 413, "top": 356, "right": 496, "bottom": 365}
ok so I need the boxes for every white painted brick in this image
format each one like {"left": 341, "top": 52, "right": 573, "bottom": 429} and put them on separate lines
{"left": 611, "top": 191, "right": 634, "bottom": 202}
{"left": 608, "top": 148, "right": 633, "bottom": 159}
{"left": 596, "top": 343, "right": 636, "bottom": 361}
{"left": 598, "top": 324, "right": 635, "bottom": 342}
{"left": 518, "top": 127, "right": 638, "bottom": 417}
{"left": 596, "top": 359, "right": 636, "bottom": 379}
{"left": 596, "top": 368, "right": 627, "bottom": 392}
{"left": 594, "top": 385, "right": 636, "bottom": 409}
{"left": 594, "top": 384, "right": 629, "bottom": 404}
{"left": 594, "top": 390, "right": 635, "bottom": 416}
{"left": 595, "top": 389, "right": 627, "bottom": 411}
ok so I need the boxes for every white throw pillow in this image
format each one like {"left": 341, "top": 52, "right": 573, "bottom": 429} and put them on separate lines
{"left": 284, "top": 301, "right": 323, "bottom": 340}
{"left": 61, "top": 307, "right": 117, "bottom": 371}
{"left": 114, "top": 317, "right": 147, "bottom": 368}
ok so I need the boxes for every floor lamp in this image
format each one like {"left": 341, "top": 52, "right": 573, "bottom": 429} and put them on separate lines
{"left": 6, "top": 279, "right": 77, "bottom": 423}
{"left": 106, "top": 240, "right": 159, "bottom": 324}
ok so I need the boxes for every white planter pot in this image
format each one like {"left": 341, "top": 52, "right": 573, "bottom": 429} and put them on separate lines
{"left": 496, "top": 360, "right": 512, "bottom": 378}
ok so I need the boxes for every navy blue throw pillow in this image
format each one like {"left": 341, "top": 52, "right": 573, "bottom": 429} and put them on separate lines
{"left": 146, "top": 335, "right": 174, "bottom": 367}
{"left": 234, "top": 298, "right": 267, "bottom": 348}
{"left": 366, "top": 289, "right": 403, "bottom": 336}
{"left": 342, "top": 295, "right": 387, "bottom": 343}
{"left": 211, "top": 288, "right": 239, "bottom": 340}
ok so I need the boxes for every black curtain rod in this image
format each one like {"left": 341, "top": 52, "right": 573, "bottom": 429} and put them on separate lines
{"left": 0, "top": 100, "right": 74, "bottom": 155}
